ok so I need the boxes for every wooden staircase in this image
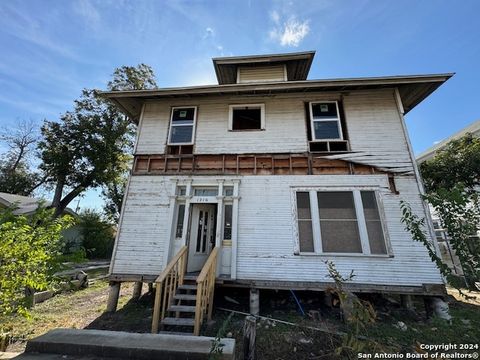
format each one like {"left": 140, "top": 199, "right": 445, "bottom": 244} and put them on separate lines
{"left": 159, "top": 274, "right": 198, "bottom": 333}
{"left": 151, "top": 247, "right": 218, "bottom": 336}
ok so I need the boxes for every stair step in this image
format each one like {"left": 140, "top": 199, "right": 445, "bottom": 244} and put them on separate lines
{"left": 174, "top": 294, "right": 196, "bottom": 301}
{"left": 178, "top": 284, "right": 197, "bottom": 290}
{"left": 183, "top": 275, "right": 198, "bottom": 281}
{"left": 168, "top": 305, "right": 196, "bottom": 313}
{"left": 158, "top": 330, "right": 193, "bottom": 336}
{"left": 161, "top": 317, "right": 195, "bottom": 327}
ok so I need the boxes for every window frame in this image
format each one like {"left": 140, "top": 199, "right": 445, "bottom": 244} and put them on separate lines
{"left": 292, "top": 187, "right": 391, "bottom": 257}
{"left": 309, "top": 101, "right": 343, "bottom": 141}
{"left": 167, "top": 106, "right": 198, "bottom": 146}
{"left": 228, "top": 103, "right": 265, "bottom": 131}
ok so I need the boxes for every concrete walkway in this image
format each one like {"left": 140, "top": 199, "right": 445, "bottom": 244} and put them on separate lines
{"left": 16, "top": 328, "right": 235, "bottom": 360}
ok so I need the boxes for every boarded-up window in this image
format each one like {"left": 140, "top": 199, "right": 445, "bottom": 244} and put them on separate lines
{"left": 168, "top": 107, "right": 196, "bottom": 144}
{"left": 317, "top": 192, "right": 362, "bottom": 253}
{"left": 175, "top": 204, "right": 185, "bottom": 238}
{"left": 361, "top": 191, "right": 387, "bottom": 254}
{"left": 296, "top": 192, "right": 314, "bottom": 252}
{"left": 223, "top": 204, "right": 232, "bottom": 240}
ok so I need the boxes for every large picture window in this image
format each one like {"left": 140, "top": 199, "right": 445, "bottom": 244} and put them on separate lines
{"left": 309, "top": 101, "right": 342, "bottom": 140}
{"left": 295, "top": 189, "right": 387, "bottom": 255}
{"left": 168, "top": 107, "right": 197, "bottom": 145}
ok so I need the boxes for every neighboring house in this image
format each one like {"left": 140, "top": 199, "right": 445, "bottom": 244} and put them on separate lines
{"left": 416, "top": 119, "right": 480, "bottom": 278}
{"left": 101, "top": 51, "right": 452, "bottom": 334}
{"left": 0, "top": 192, "right": 81, "bottom": 251}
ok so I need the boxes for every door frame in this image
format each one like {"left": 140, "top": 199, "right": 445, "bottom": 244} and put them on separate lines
{"left": 186, "top": 203, "right": 217, "bottom": 272}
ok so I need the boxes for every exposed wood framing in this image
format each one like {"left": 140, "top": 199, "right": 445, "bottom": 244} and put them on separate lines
{"left": 132, "top": 152, "right": 393, "bottom": 177}
{"left": 218, "top": 279, "right": 446, "bottom": 296}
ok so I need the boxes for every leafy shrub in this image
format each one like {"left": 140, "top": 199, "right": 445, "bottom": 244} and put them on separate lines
{"left": 78, "top": 209, "right": 115, "bottom": 259}
{"left": 0, "top": 206, "right": 73, "bottom": 317}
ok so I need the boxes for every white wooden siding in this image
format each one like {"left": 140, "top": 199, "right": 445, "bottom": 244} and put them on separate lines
{"left": 234, "top": 175, "right": 442, "bottom": 286}
{"left": 325, "top": 89, "right": 414, "bottom": 174}
{"left": 238, "top": 65, "right": 286, "bottom": 83}
{"left": 110, "top": 176, "right": 171, "bottom": 275}
{"left": 112, "top": 174, "right": 442, "bottom": 287}
{"left": 134, "top": 89, "right": 413, "bottom": 163}
{"left": 135, "top": 102, "right": 169, "bottom": 154}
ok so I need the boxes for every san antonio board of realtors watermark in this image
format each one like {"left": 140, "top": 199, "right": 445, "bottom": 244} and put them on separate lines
{"left": 357, "top": 343, "right": 479, "bottom": 359}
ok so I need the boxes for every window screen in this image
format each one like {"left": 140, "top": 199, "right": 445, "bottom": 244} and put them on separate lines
{"left": 361, "top": 191, "right": 387, "bottom": 254}
{"left": 231, "top": 107, "right": 262, "bottom": 130}
{"left": 223, "top": 204, "right": 232, "bottom": 240}
{"left": 296, "top": 192, "right": 314, "bottom": 252}
{"left": 317, "top": 191, "right": 362, "bottom": 253}
{"left": 169, "top": 107, "right": 195, "bottom": 144}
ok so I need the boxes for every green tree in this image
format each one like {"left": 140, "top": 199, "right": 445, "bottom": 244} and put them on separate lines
{"left": 38, "top": 64, "right": 157, "bottom": 217}
{"left": 401, "top": 133, "right": 480, "bottom": 289}
{"left": 0, "top": 120, "right": 43, "bottom": 195}
{"left": 0, "top": 206, "right": 74, "bottom": 317}
{"left": 420, "top": 133, "right": 480, "bottom": 193}
{"left": 78, "top": 209, "right": 115, "bottom": 259}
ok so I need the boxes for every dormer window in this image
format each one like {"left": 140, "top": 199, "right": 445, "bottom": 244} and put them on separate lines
{"left": 168, "top": 106, "right": 197, "bottom": 145}
{"left": 229, "top": 104, "right": 265, "bottom": 131}
{"left": 309, "top": 101, "right": 343, "bottom": 141}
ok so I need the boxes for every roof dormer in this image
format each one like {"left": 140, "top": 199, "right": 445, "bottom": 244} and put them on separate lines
{"left": 213, "top": 51, "right": 315, "bottom": 85}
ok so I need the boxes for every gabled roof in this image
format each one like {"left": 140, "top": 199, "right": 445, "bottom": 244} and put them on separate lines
{"left": 213, "top": 51, "right": 315, "bottom": 84}
{"left": 0, "top": 192, "right": 77, "bottom": 216}
{"left": 99, "top": 73, "right": 453, "bottom": 123}
{"left": 417, "top": 119, "right": 480, "bottom": 163}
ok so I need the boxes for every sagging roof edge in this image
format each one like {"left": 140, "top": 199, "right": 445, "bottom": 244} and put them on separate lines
{"left": 98, "top": 73, "right": 454, "bottom": 122}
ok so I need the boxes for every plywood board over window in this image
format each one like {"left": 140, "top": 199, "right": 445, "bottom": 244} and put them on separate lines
{"left": 294, "top": 188, "right": 389, "bottom": 256}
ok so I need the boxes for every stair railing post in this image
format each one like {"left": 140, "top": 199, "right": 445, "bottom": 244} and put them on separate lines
{"left": 194, "top": 281, "right": 203, "bottom": 336}
{"left": 152, "top": 281, "right": 163, "bottom": 333}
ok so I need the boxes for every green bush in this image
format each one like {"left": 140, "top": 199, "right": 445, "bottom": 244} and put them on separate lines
{"left": 78, "top": 209, "right": 115, "bottom": 259}
{"left": 0, "top": 206, "right": 74, "bottom": 317}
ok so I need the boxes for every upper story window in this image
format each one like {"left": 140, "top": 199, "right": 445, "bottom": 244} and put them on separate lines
{"left": 295, "top": 189, "right": 388, "bottom": 255}
{"left": 229, "top": 104, "right": 265, "bottom": 131}
{"left": 168, "top": 107, "right": 197, "bottom": 145}
{"left": 309, "top": 101, "right": 343, "bottom": 141}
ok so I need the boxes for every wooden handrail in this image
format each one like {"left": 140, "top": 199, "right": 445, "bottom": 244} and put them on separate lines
{"left": 197, "top": 247, "right": 219, "bottom": 283}
{"left": 155, "top": 246, "right": 187, "bottom": 283}
{"left": 194, "top": 247, "right": 218, "bottom": 336}
{"left": 151, "top": 246, "right": 187, "bottom": 333}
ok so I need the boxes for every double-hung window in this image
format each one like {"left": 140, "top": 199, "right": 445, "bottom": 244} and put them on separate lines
{"left": 168, "top": 106, "right": 197, "bottom": 145}
{"left": 309, "top": 101, "right": 343, "bottom": 141}
{"left": 295, "top": 189, "right": 388, "bottom": 255}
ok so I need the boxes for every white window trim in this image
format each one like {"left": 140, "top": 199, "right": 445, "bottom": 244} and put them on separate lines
{"left": 309, "top": 101, "right": 343, "bottom": 141}
{"left": 167, "top": 106, "right": 197, "bottom": 145}
{"left": 293, "top": 187, "right": 390, "bottom": 257}
{"left": 228, "top": 103, "right": 265, "bottom": 131}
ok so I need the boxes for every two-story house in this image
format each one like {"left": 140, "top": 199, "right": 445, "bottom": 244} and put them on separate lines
{"left": 101, "top": 51, "right": 452, "bottom": 335}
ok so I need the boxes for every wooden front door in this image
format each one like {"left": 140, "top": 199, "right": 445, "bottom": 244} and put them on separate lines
{"left": 187, "top": 204, "right": 216, "bottom": 272}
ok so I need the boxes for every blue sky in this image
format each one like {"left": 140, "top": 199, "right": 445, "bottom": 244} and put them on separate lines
{"left": 0, "top": 0, "right": 479, "bottom": 210}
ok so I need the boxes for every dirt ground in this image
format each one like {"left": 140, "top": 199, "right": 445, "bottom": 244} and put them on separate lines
{"left": 1, "top": 281, "right": 479, "bottom": 359}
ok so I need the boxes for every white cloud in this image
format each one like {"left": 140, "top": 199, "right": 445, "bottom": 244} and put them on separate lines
{"left": 270, "top": 10, "right": 280, "bottom": 24}
{"left": 73, "top": 0, "right": 101, "bottom": 28}
{"left": 270, "top": 16, "right": 310, "bottom": 47}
